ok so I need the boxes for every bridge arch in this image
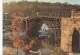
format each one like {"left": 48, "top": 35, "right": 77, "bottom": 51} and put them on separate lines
{"left": 27, "top": 17, "right": 61, "bottom": 47}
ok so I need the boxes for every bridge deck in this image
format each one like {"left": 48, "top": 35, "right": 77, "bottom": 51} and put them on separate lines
{"left": 28, "top": 11, "right": 71, "bottom": 20}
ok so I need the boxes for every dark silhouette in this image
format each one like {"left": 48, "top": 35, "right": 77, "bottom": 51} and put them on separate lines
{"left": 72, "top": 28, "right": 80, "bottom": 53}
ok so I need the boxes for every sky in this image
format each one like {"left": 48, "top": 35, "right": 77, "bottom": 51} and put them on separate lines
{"left": 3, "top": 0, "right": 80, "bottom": 4}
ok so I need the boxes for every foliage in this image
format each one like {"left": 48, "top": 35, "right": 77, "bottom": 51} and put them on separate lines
{"left": 42, "top": 40, "right": 68, "bottom": 55}
{"left": 3, "top": 48, "right": 14, "bottom": 55}
{"left": 52, "top": 47, "right": 68, "bottom": 55}
{"left": 3, "top": 1, "right": 80, "bottom": 15}
{"left": 8, "top": 10, "right": 39, "bottom": 52}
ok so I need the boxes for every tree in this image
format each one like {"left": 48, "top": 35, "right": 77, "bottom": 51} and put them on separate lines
{"left": 9, "top": 10, "right": 39, "bottom": 52}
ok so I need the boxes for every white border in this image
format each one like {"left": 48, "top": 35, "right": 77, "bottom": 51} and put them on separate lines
{"left": 0, "top": 0, "right": 2, "bottom": 55}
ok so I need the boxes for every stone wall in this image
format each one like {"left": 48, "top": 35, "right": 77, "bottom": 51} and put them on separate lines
{"left": 61, "top": 17, "right": 80, "bottom": 52}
